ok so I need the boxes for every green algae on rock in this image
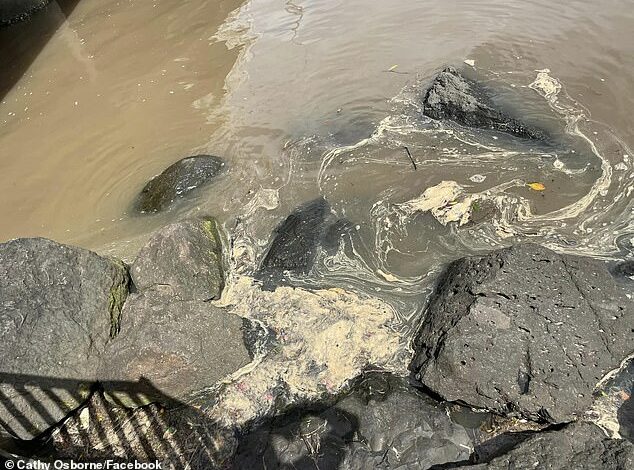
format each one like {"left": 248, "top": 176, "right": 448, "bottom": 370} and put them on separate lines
{"left": 0, "top": 237, "right": 131, "bottom": 439}
{"left": 133, "top": 155, "right": 225, "bottom": 213}
{"left": 101, "top": 218, "right": 252, "bottom": 406}
{"left": 129, "top": 218, "right": 225, "bottom": 301}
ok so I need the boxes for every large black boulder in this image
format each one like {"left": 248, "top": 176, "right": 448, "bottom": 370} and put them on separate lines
{"left": 412, "top": 244, "right": 634, "bottom": 423}
{"left": 134, "top": 155, "right": 224, "bottom": 213}
{"left": 0, "top": 238, "right": 130, "bottom": 439}
{"left": 256, "top": 197, "right": 355, "bottom": 288}
{"left": 232, "top": 373, "right": 473, "bottom": 469}
{"left": 422, "top": 67, "right": 544, "bottom": 140}
{"left": 465, "top": 422, "right": 634, "bottom": 469}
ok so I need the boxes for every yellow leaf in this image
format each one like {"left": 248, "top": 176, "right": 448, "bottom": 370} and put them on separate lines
{"left": 528, "top": 182, "right": 546, "bottom": 191}
{"left": 388, "top": 64, "right": 399, "bottom": 71}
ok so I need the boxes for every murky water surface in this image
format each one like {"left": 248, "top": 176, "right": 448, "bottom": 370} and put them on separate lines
{"left": 1, "top": 0, "right": 633, "bottom": 326}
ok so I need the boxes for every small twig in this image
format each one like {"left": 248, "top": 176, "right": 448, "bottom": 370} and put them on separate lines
{"left": 403, "top": 146, "right": 417, "bottom": 170}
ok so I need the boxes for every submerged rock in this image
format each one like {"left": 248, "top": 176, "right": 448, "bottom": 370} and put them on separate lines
{"left": 257, "top": 197, "right": 353, "bottom": 287}
{"left": 259, "top": 197, "right": 330, "bottom": 275}
{"left": 134, "top": 155, "right": 224, "bottom": 213}
{"left": 412, "top": 243, "right": 634, "bottom": 423}
{"left": 422, "top": 67, "right": 544, "bottom": 139}
{"left": 232, "top": 373, "right": 473, "bottom": 469}
{"left": 465, "top": 422, "right": 634, "bottom": 469}
{"left": 0, "top": 238, "right": 130, "bottom": 439}
{"left": 130, "top": 218, "right": 225, "bottom": 301}
{"left": 101, "top": 219, "right": 251, "bottom": 406}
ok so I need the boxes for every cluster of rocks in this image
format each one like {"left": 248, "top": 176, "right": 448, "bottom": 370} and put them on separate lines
{"left": 1, "top": 215, "right": 632, "bottom": 469}
{"left": 0, "top": 218, "right": 253, "bottom": 443}
{"left": 0, "top": 67, "right": 632, "bottom": 469}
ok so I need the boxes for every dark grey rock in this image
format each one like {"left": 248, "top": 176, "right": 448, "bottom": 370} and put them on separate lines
{"left": 101, "top": 219, "right": 250, "bottom": 406}
{"left": 0, "top": 0, "right": 49, "bottom": 26}
{"left": 412, "top": 243, "right": 634, "bottom": 424}
{"left": 612, "top": 260, "right": 634, "bottom": 279}
{"left": 465, "top": 422, "right": 634, "bottom": 470}
{"left": 0, "top": 238, "right": 130, "bottom": 439}
{"left": 130, "top": 219, "right": 225, "bottom": 301}
{"left": 422, "top": 67, "right": 545, "bottom": 140}
{"left": 257, "top": 197, "right": 355, "bottom": 288}
{"left": 99, "top": 290, "right": 252, "bottom": 407}
{"left": 232, "top": 373, "right": 473, "bottom": 469}
{"left": 259, "top": 197, "right": 330, "bottom": 275}
{"left": 134, "top": 155, "right": 224, "bottom": 213}
{"left": 621, "top": 397, "right": 634, "bottom": 443}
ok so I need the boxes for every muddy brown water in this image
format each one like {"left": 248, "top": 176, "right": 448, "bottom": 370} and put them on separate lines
{"left": 1, "top": 0, "right": 633, "bottom": 326}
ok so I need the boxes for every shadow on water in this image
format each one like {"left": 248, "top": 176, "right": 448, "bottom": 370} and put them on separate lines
{"left": 0, "top": 0, "right": 82, "bottom": 101}
{"left": 0, "top": 372, "right": 224, "bottom": 467}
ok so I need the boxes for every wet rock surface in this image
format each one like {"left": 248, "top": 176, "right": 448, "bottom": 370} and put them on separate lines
{"left": 134, "top": 155, "right": 224, "bottom": 213}
{"left": 232, "top": 373, "right": 473, "bottom": 470}
{"left": 612, "top": 260, "right": 634, "bottom": 280}
{"left": 257, "top": 197, "right": 355, "bottom": 288}
{"left": 0, "top": 238, "right": 130, "bottom": 439}
{"left": 0, "top": 0, "right": 49, "bottom": 26}
{"left": 412, "top": 243, "right": 634, "bottom": 423}
{"left": 100, "top": 219, "right": 251, "bottom": 406}
{"left": 257, "top": 197, "right": 328, "bottom": 279}
{"left": 464, "top": 422, "right": 634, "bottom": 470}
{"left": 422, "top": 67, "right": 545, "bottom": 140}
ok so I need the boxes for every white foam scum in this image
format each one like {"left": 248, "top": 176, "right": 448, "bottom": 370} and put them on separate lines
{"left": 208, "top": 274, "right": 410, "bottom": 427}
{"left": 323, "top": 68, "right": 634, "bottom": 260}
{"left": 587, "top": 353, "right": 634, "bottom": 439}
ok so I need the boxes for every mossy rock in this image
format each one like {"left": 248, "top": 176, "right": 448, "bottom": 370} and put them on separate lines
{"left": 0, "top": 238, "right": 130, "bottom": 439}
{"left": 134, "top": 155, "right": 225, "bottom": 213}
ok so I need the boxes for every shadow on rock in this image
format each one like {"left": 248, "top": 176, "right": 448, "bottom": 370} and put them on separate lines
{"left": 0, "top": 373, "right": 230, "bottom": 468}
{"left": 232, "top": 372, "right": 473, "bottom": 470}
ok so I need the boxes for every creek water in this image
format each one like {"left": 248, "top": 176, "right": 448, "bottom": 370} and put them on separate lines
{"left": 1, "top": 0, "right": 633, "bottom": 330}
